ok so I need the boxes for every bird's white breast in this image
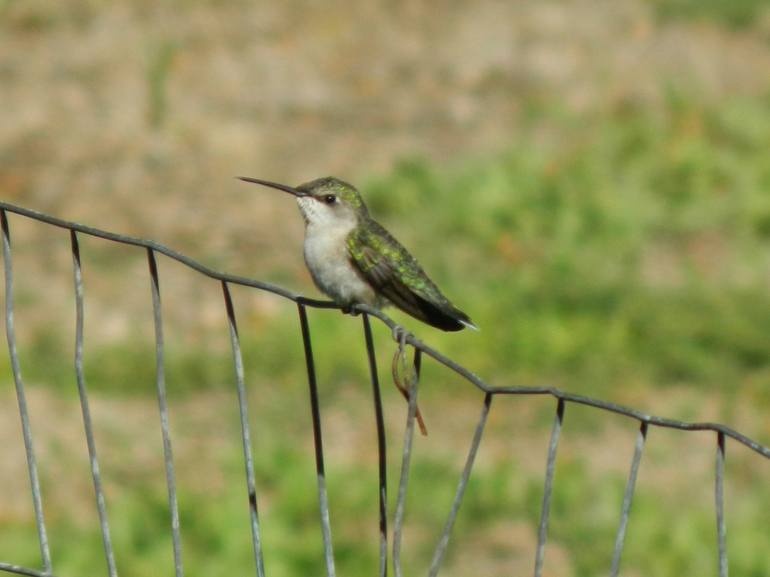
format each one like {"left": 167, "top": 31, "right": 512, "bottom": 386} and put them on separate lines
{"left": 303, "top": 222, "right": 378, "bottom": 306}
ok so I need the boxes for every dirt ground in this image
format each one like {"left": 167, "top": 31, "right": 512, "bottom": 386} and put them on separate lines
{"left": 3, "top": 0, "right": 770, "bottom": 252}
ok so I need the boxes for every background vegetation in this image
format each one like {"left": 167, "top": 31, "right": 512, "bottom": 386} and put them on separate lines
{"left": 1, "top": 1, "right": 769, "bottom": 576}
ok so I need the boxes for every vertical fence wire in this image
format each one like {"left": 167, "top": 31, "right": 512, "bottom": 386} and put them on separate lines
{"left": 534, "top": 398, "right": 566, "bottom": 577}
{"left": 222, "top": 281, "right": 265, "bottom": 577}
{"left": 609, "top": 421, "right": 648, "bottom": 577}
{"left": 362, "top": 314, "right": 389, "bottom": 577}
{"left": 428, "top": 392, "right": 492, "bottom": 577}
{"left": 392, "top": 348, "right": 421, "bottom": 577}
{"left": 222, "top": 281, "right": 266, "bottom": 577}
{"left": 146, "top": 249, "right": 184, "bottom": 577}
{"left": 297, "top": 303, "right": 336, "bottom": 577}
{"left": 715, "top": 432, "right": 728, "bottom": 577}
{"left": 0, "top": 210, "right": 52, "bottom": 574}
{"left": 70, "top": 231, "right": 118, "bottom": 577}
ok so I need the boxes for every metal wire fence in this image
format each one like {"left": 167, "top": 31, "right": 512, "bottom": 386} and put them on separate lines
{"left": 0, "top": 200, "right": 768, "bottom": 577}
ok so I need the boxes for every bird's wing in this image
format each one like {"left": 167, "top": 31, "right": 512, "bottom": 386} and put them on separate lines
{"left": 346, "top": 221, "right": 475, "bottom": 331}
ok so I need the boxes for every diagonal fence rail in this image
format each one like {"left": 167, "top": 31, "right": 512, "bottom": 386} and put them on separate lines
{"left": 0, "top": 200, "right": 768, "bottom": 577}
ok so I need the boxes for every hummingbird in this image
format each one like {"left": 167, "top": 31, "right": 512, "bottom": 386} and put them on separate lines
{"left": 237, "top": 176, "right": 477, "bottom": 332}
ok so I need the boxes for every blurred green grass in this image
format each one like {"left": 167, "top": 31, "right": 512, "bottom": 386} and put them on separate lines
{"left": 2, "top": 88, "right": 769, "bottom": 576}
{"left": 653, "top": 0, "right": 770, "bottom": 28}
{"left": 368, "top": 92, "right": 770, "bottom": 396}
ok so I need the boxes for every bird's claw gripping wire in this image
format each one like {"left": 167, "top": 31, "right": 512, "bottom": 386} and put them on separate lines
{"left": 341, "top": 304, "right": 362, "bottom": 317}
{"left": 391, "top": 324, "right": 428, "bottom": 436}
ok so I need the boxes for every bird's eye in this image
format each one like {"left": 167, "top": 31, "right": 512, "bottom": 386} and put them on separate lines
{"left": 323, "top": 194, "right": 336, "bottom": 204}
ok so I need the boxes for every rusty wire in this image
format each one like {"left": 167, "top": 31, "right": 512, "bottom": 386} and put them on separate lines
{"left": 0, "top": 200, "right": 768, "bottom": 577}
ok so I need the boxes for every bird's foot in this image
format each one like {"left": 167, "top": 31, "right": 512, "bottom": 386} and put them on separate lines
{"left": 341, "top": 304, "right": 362, "bottom": 316}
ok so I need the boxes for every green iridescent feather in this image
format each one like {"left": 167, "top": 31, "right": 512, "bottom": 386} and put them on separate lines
{"left": 347, "top": 219, "right": 472, "bottom": 331}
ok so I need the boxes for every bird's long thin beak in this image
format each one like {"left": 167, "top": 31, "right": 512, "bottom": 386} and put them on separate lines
{"left": 236, "top": 176, "right": 308, "bottom": 197}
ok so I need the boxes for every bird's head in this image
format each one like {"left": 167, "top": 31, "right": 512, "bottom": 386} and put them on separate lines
{"left": 238, "top": 176, "right": 369, "bottom": 229}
